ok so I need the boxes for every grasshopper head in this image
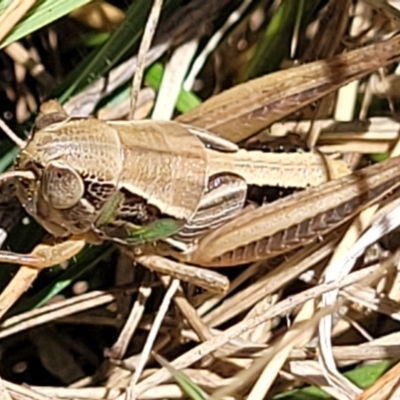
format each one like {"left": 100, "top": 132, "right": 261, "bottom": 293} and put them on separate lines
{"left": 10, "top": 116, "right": 121, "bottom": 239}
{"left": 13, "top": 139, "right": 98, "bottom": 238}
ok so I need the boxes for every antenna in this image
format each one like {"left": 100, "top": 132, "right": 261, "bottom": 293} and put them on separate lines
{"left": 0, "top": 118, "right": 27, "bottom": 149}
{"left": 0, "top": 170, "right": 35, "bottom": 184}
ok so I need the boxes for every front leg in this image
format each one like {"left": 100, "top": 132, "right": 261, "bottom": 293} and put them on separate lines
{"left": 0, "top": 237, "right": 86, "bottom": 319}
{"left": 136, "top": 255, "right": 229, "bottom": 294}
{"left": 121, "top": 244, "right": 229, "bottom": 293}
{"left": 0, "top": 237, "right": 86, "bottom": 269}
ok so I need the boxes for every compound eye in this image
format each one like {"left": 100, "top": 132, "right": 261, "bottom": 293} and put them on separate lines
{"left": 41, "top": 161, "right": 84, "bottom": 209}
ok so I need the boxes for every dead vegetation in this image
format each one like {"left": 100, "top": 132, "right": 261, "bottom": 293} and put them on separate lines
{"left": 1, "top": 1, "right": 400, "bottom": 399}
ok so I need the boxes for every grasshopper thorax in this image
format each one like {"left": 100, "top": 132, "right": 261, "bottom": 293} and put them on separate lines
{"left": 7, "top": 111, "right": 213, "bottom": 247}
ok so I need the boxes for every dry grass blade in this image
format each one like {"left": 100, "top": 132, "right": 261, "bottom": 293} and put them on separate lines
{"left": 0, "top": 267, "right": 39, "bottom": 320}
{"left": 209, "top": 303, "right": 341, "bottom": 400}
{"left": 130, "top": 0, "right": 164, "bottom": 118}
{"left": 318, "top": 136, "right": 400, "bottom": 396}
{"left": 3, "top": 3, "right": 400, "bottom": 399}
{"left": 363, "top": 0, "right": 400, "bottom": 27}
{"left": 0, "top": 0, "right": 37, "bottom": 44}
{"left": 134, "top": 265, "right": 388, "bottom": 395}
{"left": 152, "top": 39, "right": 199, "bottom": 120}
{"left": 178, "top": 33, "right": 400, "bottom": 142}
{"left": 289, "top": 360, "right": 353, "bottom": 399}
{"left": 199, "top": 235, "right": 340, "bottom": 327}
{"left": 108, "top": 280, "right": 153, "bottom": 360}
{"left": 0, "top": 289, "right": 121, "bottom": 339}
{"left": 127, "top": 278, "right": 180, "bottom": 399}
{"left": 0, "top": 118, "right": 26, "bottom": 148}
{"left": 319, "top": 229, "right": 400, "bottom": 396}
{"left": 355, "top": 360, "right": 400, "bottom": 400}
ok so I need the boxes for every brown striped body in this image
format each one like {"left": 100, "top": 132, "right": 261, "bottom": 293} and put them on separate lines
{"left": 12, "top": 115, "right": 349, "bottom": 251}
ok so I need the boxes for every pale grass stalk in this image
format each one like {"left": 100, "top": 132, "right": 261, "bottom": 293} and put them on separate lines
{"left": 180, "top": 325, "right": 267, "bottom": 354}
{"left": 246, "top": 301, "right": 316, "bottom": 400}
{"left": 269, "top": 117, "right": 400, "bottom": 142}
{"left": 129, "top": 0, "right": 165, "bottom": 118}
{"left": 318, "top": 138, "right": 400, "bottom": 396}
{"left": 201, "top": 236, "right": 338, "bottom": 327}
{"left": 31, "top": 384, "right": 185, "bottom": 400}
{"left": 0, "top": 0, "right": 37, "bottom": 44}
{"left": 386, "top": 206, "right": 400, "bottom": 304}
{"left": 134, "top": 265, "right": 389, "bottom": 395}
{"left": 340, "top": 314, "right": 374, "bottom": 341}
{"left": 319, "top": 142, "right": 391, "bottom": 154}
{"left": 109, "top": 281, "right": 153, "bottom": 360}
{"left": 113, "top": 335, "right": 170, "bottom": 383}
{"left": 168, "top": 284, "right": 214, "bottom": 342}
{"left": 342, "top": 276, "right": 400, "bottom": 323}
{"left": 98, "top": 87, "right": 156, "bottom": 120}
{"left": 239, "top": 292, "right": 279, "bottom": 344}
{"left": 209, "top": 334, "right": 400, "bottom": 366}
{"left": 0, "top": 376, "right": 13, "bottom": 400}
{"left": 0, "top": 288, "right": 131, "bottom": 339}
{"left": 289, "top": 360, "right": 352, "bottom": 400}
{"left": 152, "top": 39, "right": 199, "bottom": 120}
{"left": 208, "top": 304, "right": 339, "bottom": 400}
{"left": 320, "top": 249, "right": 400, "bottom": 395}
{"left": 11, "top": 379, "right": 190, "bottom": 399}
{"left": 127, "top": 278, "right": 180, "bottom": 399}
{"left": 0, "top": 266, "right": 39, "bottom": 320}
{"left": 387, "top": 271, "right": 400, "bottom": 303}
{"left": 195, "top": 260, "right": 265, "bottom": 318}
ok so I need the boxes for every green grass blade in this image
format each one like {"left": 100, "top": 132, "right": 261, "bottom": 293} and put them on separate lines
{"left": 56, "top": 0, "right": 184, "bottom": 102}
{"left": 0, "top": 146, "right": 19, "bottom": 172}
{"left": 241, "top": 0, "right": 320, "bottom": 80}
{"left": 153, "top": 353, "right": 209, "bottom": 400}
{"left": 0, "top": 0, "right": 93, "bottom": 49}
{"left": 7, "top": 244, "right": 115, "bottom": 316}
{"left": 56, "top": 0, "right": 152, "bottom": 102}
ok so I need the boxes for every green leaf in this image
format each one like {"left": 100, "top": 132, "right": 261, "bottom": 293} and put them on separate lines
{"left": 125, "top": 218, "right": 184, "bottom": 244}
{"left": 145, "top": 63, "right": 202, "bottom": 113}
{"left": 0, "top": 0, "right": 93, "bottom": 49}
{"left": 95, "top": 191, "right": 184, "bottom": 244}
{"left": 82, "top": 32, "right": 111, "bottom": 47}
{"left": 370, "top": 152, "right": 389, "bottom": 163}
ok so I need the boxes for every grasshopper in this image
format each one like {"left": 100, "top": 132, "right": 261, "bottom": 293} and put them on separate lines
{"left": 0, "top": 99, "right": 399, "bottom": 294}
{"left": 0, "top": 100, "right": 350, "bottom": 293}
{"left": 2, "top": 34, "right": 400, "bottom": 294}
